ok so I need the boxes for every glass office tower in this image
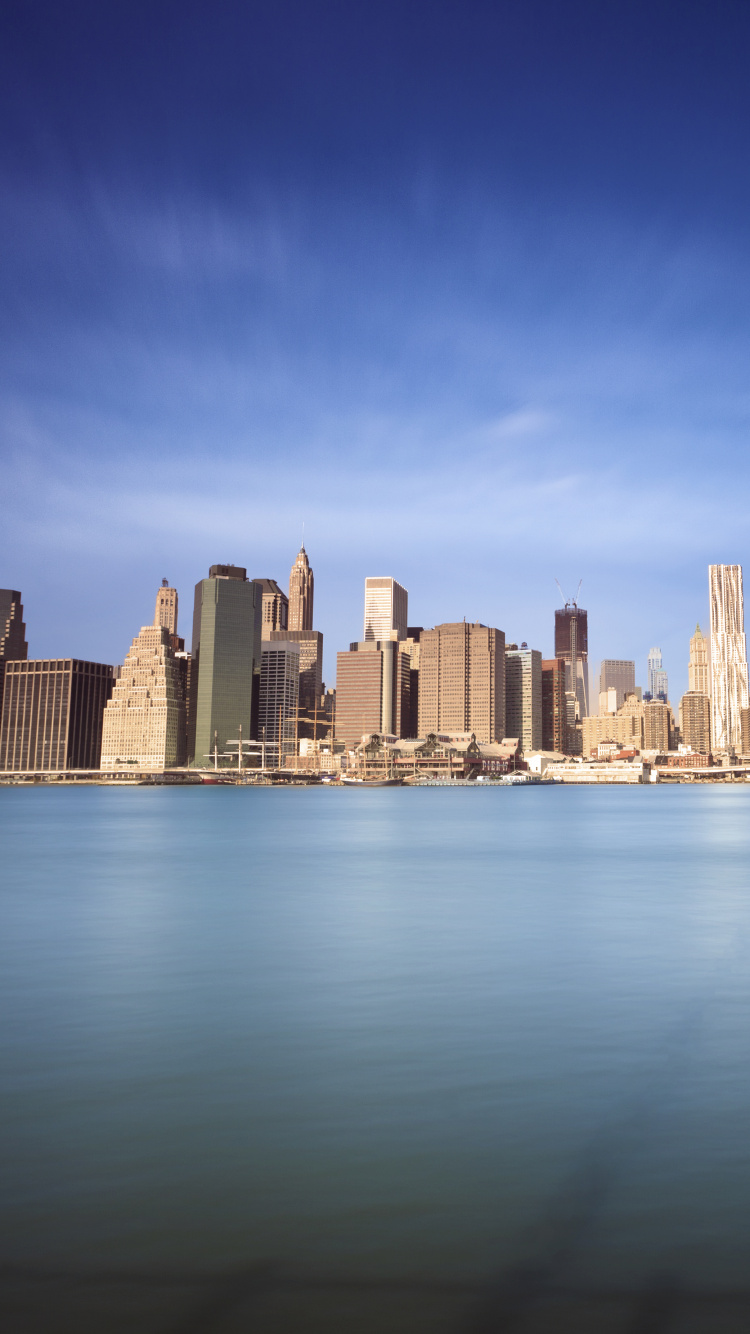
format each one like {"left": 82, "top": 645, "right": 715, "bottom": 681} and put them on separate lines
{"left": 189, "top": 566, "right": 262, "bottom": 766}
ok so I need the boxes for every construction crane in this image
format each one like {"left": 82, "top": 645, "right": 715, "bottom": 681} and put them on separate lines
{"left": 555, "top": 578, "right": 583, "bottom": 608}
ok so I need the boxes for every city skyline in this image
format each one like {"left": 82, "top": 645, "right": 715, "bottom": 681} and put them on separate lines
{"left": 2, "top": 557, "right": 747, "bottom": 769}
{"left": 0, "top": 552, "right": 740, "bottom": 707}
{"left": 5, "top": 12, "right": 750, "bottom": 1327}
{"left": 4, "top": 6, "right": 750, "bottom": 702}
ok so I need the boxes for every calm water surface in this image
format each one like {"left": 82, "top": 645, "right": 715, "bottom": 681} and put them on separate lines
{"left": 2, "top": 784, "right": 750, "bottom": 1331}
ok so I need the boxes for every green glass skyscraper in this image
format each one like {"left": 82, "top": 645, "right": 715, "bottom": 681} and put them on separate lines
{"left": 188, "top": 565, "right": 262, "bottom": 766}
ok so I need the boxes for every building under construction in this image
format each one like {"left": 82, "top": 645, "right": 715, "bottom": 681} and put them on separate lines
{"left": 554, "top": 595, "right": 589, "bottom": 725}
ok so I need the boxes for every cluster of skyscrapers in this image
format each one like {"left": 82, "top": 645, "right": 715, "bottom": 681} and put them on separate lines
{"left": 0, "top": 560, "right": 748, "bottom": 772}
{"left": 585, "top": 566, "right": 749, "bottom": 761}
{"left": 0, "top": 546, "right": 326, "bottom": 773}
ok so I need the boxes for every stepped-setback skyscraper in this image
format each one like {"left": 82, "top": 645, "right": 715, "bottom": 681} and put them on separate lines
{"left": 0, "top": 589, "right": 27, "bottom": 663}
{"left": 709, "top": 564, "right": 749, "bottom": 752}
{"left": 289, "top": 545, "right": 314, "bottom": 632}
{"left": 101, "top": 624, "right": 186, "bottom": 770}
{"left": 0, "top": 588, "right": 28, "bottom": 718}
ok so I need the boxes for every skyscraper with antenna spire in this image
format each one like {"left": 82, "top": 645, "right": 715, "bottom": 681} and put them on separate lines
{"left": 289, "top": 543, "right": 314, "bottom": 632}
{"left": 276, "top": 541, "right": 322, "bottom": 737}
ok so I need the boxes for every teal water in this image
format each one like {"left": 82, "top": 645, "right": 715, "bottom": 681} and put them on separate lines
{"left": 2, "top": 785, "right": 750, "bottom": 1332}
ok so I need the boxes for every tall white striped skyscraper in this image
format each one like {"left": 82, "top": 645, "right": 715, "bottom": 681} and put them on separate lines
{"left": 709, "top": 564, "right": 748, "bottom": 752}
{"left": 364, "top": 577, "right": 408, "bottom": 642}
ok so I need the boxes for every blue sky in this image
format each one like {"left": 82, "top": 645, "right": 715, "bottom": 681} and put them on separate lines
{"left": 3, "top": 0, "right": 750, "bottom": 697}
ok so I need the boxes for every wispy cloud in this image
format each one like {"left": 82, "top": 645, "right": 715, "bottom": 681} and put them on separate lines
{"left": 5, "top": 393, "right": 748, "bottom": 565}
{"left": 3, "top": 176, "right": 750, "bottom": 692}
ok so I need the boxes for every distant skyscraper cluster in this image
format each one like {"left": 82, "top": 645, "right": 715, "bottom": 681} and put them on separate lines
{"left": 1, "top": 558, "right": 748, "bottom": 773}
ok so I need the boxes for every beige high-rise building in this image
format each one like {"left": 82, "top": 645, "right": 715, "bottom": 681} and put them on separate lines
{"left": 254, "top": 579, "right": 289, "bottom": 639}
{"left": 364, "top": 577, "right": 408, "bottom": 642}
{"left": 101, "top": 625, "right": 186, "bottom": 770}
{"left": 335, "top": 640, "right": 411, "bottom": 746}
{"left": 709, "top": 564, "right": 748, "bottom": 752}
{"left": 599, "top": 687, "right": 619, "bottom": 716}
{"left": 619, "top": 691, "right": 645, "bottom": 720}
{"left": 289, "top": 545, "right": 314, "bottom": 632}
{"left": 581, "top": 712, "right": 642, "bottom": 756}
{"left": 680, "top": 692, "right": 711, "bottom": 754}
{"left": 643, "top": 700, "right": 672, "bottom": 752}
{"left": 581, "top": 690, "right": 672, "bottom": 755}
{"left": 418, "top": 622, "right": 505, "bottom": 743}
{"left": 154, "top": 580, "right": 178, "bottom": 636}
{"left": 688, "top": 623, "right": 710, "bottom": 696}
{"left": 505, "top": 647, "right": 542, "bottom": 753}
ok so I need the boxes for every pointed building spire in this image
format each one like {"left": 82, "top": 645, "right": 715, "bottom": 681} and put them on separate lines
{"left": 289, "top": 542, "right": 314, "bottom": 631}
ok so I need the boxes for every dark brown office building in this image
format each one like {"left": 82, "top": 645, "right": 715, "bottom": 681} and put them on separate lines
{"left": 404, "top": 626, "right": 423, "bottom": 739}
{"left": 541, "top": 657, "right": 567, "bottom": 752}
{"left": 0, "top": 659, "right": 114, "bottom": 771}
{"left": 554, "top": 606, "right": 589, "bottom": 658}
{"left": 0, "top": 589, "right": 28, "bottom": 717}
{"left": 554, "top": 603, "right": 590, "bottom": 718}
